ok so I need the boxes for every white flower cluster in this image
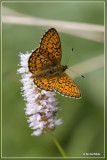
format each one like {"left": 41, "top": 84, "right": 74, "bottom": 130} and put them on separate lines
{"left": 17, "top": 52, "right": 62, "bottom": 136}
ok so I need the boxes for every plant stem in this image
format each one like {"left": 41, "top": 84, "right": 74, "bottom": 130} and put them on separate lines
{"left": 50, "top": 133, "right": 67, "bottom": 157}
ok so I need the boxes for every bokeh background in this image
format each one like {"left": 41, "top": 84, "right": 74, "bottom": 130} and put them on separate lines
{"left": 2, "top": 1, "right": 104, "bottom": 158}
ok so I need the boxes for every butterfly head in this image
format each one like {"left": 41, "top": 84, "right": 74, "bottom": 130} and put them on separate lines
{"left": 62, "top": 65, "right": 68, "bottom": 72}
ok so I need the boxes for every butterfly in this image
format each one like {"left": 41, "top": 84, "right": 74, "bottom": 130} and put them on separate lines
{"left": 28, "top": 28, "right": 81, "bottom": 98}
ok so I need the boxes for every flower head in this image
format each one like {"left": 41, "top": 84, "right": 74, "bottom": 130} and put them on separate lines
{"left": 17, "top": 52, "right": 62, "bottom": 136}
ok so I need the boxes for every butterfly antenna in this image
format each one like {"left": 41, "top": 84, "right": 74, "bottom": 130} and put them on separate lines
{"left": 66, "top": 48, "right": 74, "bottom": 66}
{"left": 68, "top": 68, "right": 85, "bottom": 78}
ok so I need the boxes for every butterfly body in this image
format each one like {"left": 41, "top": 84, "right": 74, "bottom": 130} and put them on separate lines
{"left": 30, "top": 64, "right": 68, "bottom": 78}
{"left": 28, "top": 28, "right": 81, "bottom": 98}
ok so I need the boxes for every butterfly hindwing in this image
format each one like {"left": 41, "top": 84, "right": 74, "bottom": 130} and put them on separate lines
{"left": 28, "top": 48, "right": 53, "bottom": 74}
{"left": 34, "top": 74, "right": 58, "bottom": 92}
{"left": 33, "top": 72, "right": 81, "bottom": 98}
{"left": 39, "top": 28, "right": 61, "bottom": 65}
{"left": 54, "top": 73, "right": 81, "bottom": 98}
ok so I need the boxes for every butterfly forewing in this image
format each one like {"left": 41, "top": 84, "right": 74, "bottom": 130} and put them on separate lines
{"left": 39, "top": 28, "right": 61, "bottom": 65}
{"left": 28, "top": 48, "right": 53, "bottom": 74}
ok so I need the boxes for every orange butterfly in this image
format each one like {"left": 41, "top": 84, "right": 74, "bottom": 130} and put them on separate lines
{"left": 28, "top": 28, "right": 81, "bottom": 98}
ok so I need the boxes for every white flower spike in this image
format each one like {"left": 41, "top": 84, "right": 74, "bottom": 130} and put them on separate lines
{"left": 17, "top": 52, "right": 62, "bottom": 136}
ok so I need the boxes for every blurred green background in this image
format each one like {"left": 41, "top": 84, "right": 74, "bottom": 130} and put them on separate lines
{"left": 2, "top": 1, "right": 104, "bottom": 158}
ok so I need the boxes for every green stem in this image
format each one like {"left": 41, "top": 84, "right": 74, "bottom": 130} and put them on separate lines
{"left": 50, "top": 133, "right": 67, "bottom": 157}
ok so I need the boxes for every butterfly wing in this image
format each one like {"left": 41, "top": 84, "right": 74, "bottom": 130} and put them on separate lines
{"left": 28, "top": 48, "right": 53, "bottom": 74}
{"left": 33, "top": 72, "right": 81, "bottom": 98}
{"left": 39, "top": 28, "right": 61, "bottom": 65}
{"left": 34, "top": 74, "right": 58, "bottom": 92}
{"left": 54, "top": 73, "right": 81, "bottom": 98}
